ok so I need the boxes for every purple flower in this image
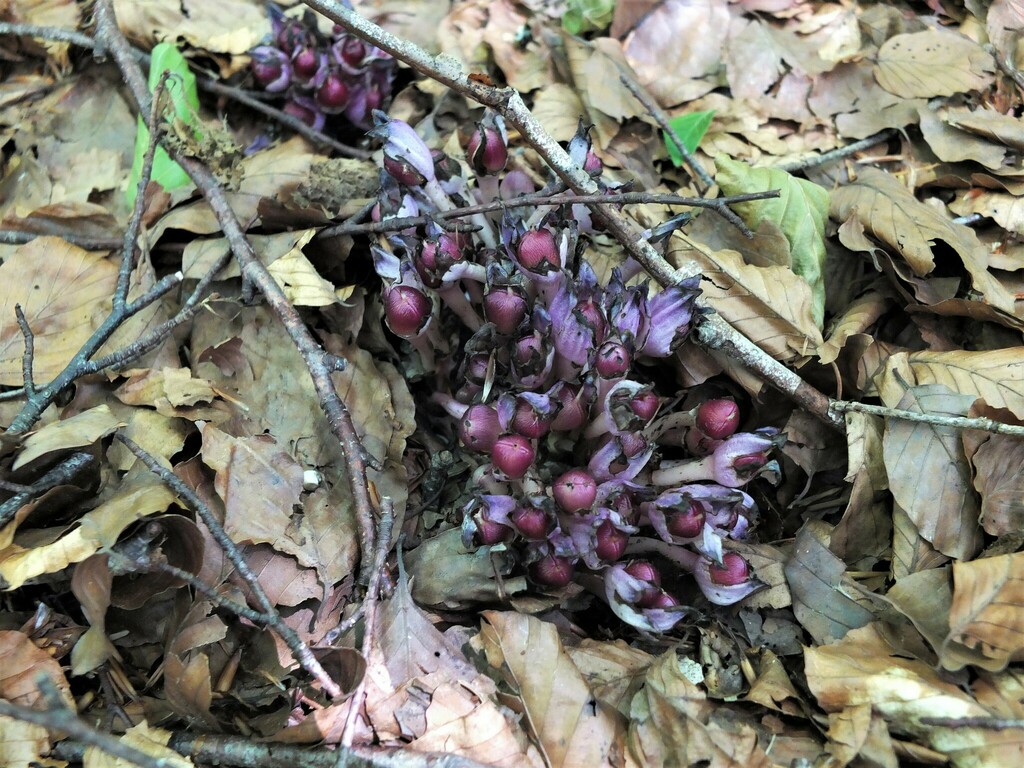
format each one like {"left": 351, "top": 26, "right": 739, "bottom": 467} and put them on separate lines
{"left": 692, "top": 552, "right": 762, "bottom": 606}
{"left": 466, "top": 111, "right": 508, "bottom": 175}
{"left": 638, "top": 276, "right": 701, "bottom": 358}
{"left": 370, "top": 112, "right": 435, "bottom": 186}
{"left": 461, "top": 494, "right": 516, "bottom": 548}
{"left": 589, "top": 432, "right": 654, "bottom": 482}
{"left": 250, "top": 46, "right": 292, "bottom": 92}
{"left": 604, "top": 564, "right": 685, "bottom": 632}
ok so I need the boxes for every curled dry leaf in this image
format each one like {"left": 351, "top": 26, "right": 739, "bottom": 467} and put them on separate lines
{"left": 12, "top": 404, "right": 121, "bottom": 470}
{"left": 949, "top": 553, "right": 1024, "bottom": 671}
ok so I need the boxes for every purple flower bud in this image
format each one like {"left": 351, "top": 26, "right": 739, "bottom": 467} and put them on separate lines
{"left": 588, "top": 433, "right": 654, "bottom": 482}
{"left": 383, "top": 285, "right": 432, "bottom": 338}
{"left": 550, "top": 281, "right": 595, "bottom": 377}
{"left": 667, "top": 501, "right": 706, "bottom": 539}
{"left": 283, "top": 96, "right": 326, "bottom": 132}
{"left": 484, "top": 287, "right": 529, "bottom": 335}
{"left": 491, "top": 434, "right": 535, "bottom": 480}
{"left": 370, "top": 112, "right": 435, "bottom": 186}
{"left": 696, "top": 399, "right": 741, "bottom": 440}
{"left": 642, "top": 591, "right": 679, "bottom": 609}
{"left": 510, "top": 392, "right": 559, "bottom": 439}
{"left": 549, "top": 380, "right": 590, "bottom": 432}
{"left": 595, "top": 338, "right": 630, "bottom": 379}
{"left": 517, "top": 229, "right": 561, "bottom": 275}
{"left": 584, "top": 150, "right": 603, "bottom": 175}
{"left": 475, "top": 517, "right": 512, "bottom": 545}
{"left": 624, "top": 560, "right": 661, "bottom": 587}
{"left": 291, "top": 45, "right": 323, "bottom": 86}
{"left": 530, "top": 554, "right": 575, "bottom": 588}
{"left": 315, "top": 68, "right": 350, "bottom": 113}
{"left": 691, "top": 552, "right": 762, "bottom": 606}
{"left": 552, "top": 468, "right": 597, "bottom": 514}
{"left": 604, "top": 564, "right": 684, "bottom": 632}
{"left": 595, "top": 519, "right": 629, "bottom": 562}
{"left": 250, "top": 46, "right": 292, "bottom": 93}
{"left": 511, "top": 505, "right": 553, "bottom": 540}
{"left": 466, "top": 112, "right": 508, "bottom": 175}
{"left": 462, "top": 353, "right": 491, "bottom": 386}
{"left": 709, "top": 552, "right": 749, "bottom": 585}
{"left": 638, "top": 276, "right": 701, "bottom": 358}
{"left": 461, "top": 494, "right": 516, "bottom": 548}
{"left": 335, "top": 36, "right": 366, "bottom": 70}
{"left": 711, "top": 429, "right": 783, "bottom": 487}
{"left": 459, "top": 404, "right": 500, "bottom": 452}
{"left": 277, "top": 17, "right": 315, "bottom": 56}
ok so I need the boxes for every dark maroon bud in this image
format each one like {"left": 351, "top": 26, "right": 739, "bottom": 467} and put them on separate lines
{"left": 595, "top": 520, "right": 629, "bottom": 562}
{"left": 467, "top": 126, "right": 508, "bottom": 174}
{"left": 292, "top": 45, "right": 320, "bottom": 81}
{"left": 685, "top": 427, "right": 721, "bottom": 457}
{"left": 511, "top": 399, "right": 554, "bottom": 440}
{"left": 283, "top": 98, "right": 325, "bottom": 131}
{"left": 315, "top": 69, "right": 350, "bottom": 112}
{"left": 620, "top": 432, "right": 648, "bottom": 458}
{"left": 384, "top": 285, "right": 431, "bottom": 338}
{"left": 550, "top": 383, "right": 589, "bottom": 432}
{"left": 365, "top": 84, "right": 385, "bottom": 111}
{"left": 459, "top": 404, "right": 500, "bottom": 453}
{"left": 484, "top": 288, "right": 529, "bottom": 335}
{"left": 491, "top": 434, "right": 535, "bottom": 479}
{"left": 696, "top": 399, "right": 741, "bottom": 440}
{"left": 733, "top": 452, "right": 770, "bottom": 475}
{"left": 640, "top": 590, "right": 679, "bottom": 609}
{"left": 511, "top": 506, "right": 552, "bottom": 539}
{"left": 552, "top": 468, "right": 597, "bottom": 514}
{"left": 383, "top": 156, "right": 428, "bottom": 187}
{"left": 475, "top": 516, "right": 512, "bottom": 545}
{"left": 595, "top": 340, "right": 630, "bottom": 379}
{"left": 530, "top": 555, "right": 575, "bottom": 587}
{"left": 278, "top": 20, "right": 314, "bottom": 55}
{"left": 517, "top": 229, "right": 560, "bottom": 274}
{"left": 513, "top": 333, "right": 544, "bottom": 366}
{"left": 584, "top": 150, "right": 602, "bottom": 175}
{"left": 455, "top": 382, "right": 482, "bottom": 404}
{"left": 464, "top": 353, "right": 491, "bottom": 385}
{"left": 575, "top": 299, "right": 607, "bottom": 344}
{"left": 624, "top": 560, "right": 661, "bottom": 586}
{"left": 250, "top": 47, "right": 291, "bottom": 92}
{"left": 630, "top": 390, "right": 660, "bottom": 422}
{"left": 709, "top": 553, "right": 750, "bottom": 586}
{"left": 666, "top": 502, "right": 705, "bottom": 539}
{"left": 339, "top": 36, "right": 366, "bottom": 68}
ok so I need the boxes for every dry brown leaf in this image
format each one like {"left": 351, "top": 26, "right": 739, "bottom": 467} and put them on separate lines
{"left": 949, "top": 553, "right": 1024, "bottom": 671}
{"left": 476, "top": 610, "right": 626, "bottom": 768}
{"left": 69, "top": 554, "right": 117, "bottom": 676}
{"left": 669, "top": 236, "right": 824, "bottom": 361}
{"left": 831, "top": 168, "right": 1015, "bottom": 313}
{"left": 784, "top": 524, "right": 875, "bottom": 644}
{"left": 84, "top": 720, "right": 195, "bottom": 768}
{"left": 0, "top": 237, "right": 117, "bottom": 386}
{"left": 918, "top": 106, "right": 1006, "bottom": 170}
{"left": 970, "top": 435, "right": 1024, "bottom": 537}
{"left": 951, "top": 191, "right": 1024, "bottom": 236}
{"left": 874, "top": 29, "right": 995, "bottom": 98}
{"left": 875, "top": 348, "right": 1024, "bottom": 422}
{"left": 12, "top": 404, "right": 121, "bottom": 470}
{"left": 882, "top": 385, "right": 981, "bottom": 560}
{"left": 0, "top": 466, "right": 176, "bottom": 589}
{"left": 628, "top": 649, "right": 772, "bottom": 768}
{"left": 112, "top": 0, "right": 268, "bottom": 61}
{"left": 819, "top": 291, "right": 890, "bottom": 365}
{"left": 945, "top": 105, "right": 1024, "bottom": 152}
{"left": 567, "top": 640, "right": 653, "bottom": 720}
{"left": 236, "top": 545, "right": 321, "bottom": 608}
{"left": 823, "top": 704, "right": 899, "bottom": 768}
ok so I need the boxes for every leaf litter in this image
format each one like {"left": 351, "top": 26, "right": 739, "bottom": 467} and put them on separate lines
{"left": 0, "top": 0, "right": 1022, "bottom": 767}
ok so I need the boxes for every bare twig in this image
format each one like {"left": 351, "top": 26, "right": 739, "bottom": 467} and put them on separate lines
{"left": 0, "top": 22, "right": 371, "bottom": 159}
{"left": 616, "top": 72, "right": 715, "bottom": 192}
{"left": 0, "top": 677, "right": 165, "bottom": 768}
{"left": 830, "top": 400, "right": 1024, "bottom": 438}
{"left": 0, "top": 452, "right": 94, "bottom": 528}
{"left": 0, "top": 229, "right": 124, "bottom": 250}
{"left": 316, "top": 189, "right": 780, "bottom": 241}
{"left": 93, "top": 0, "right": 380, "bottom": 589}
{"left": 14, "top": 304, "right": 35, "bottom": 397}
{"left": 114, "top": 433, "right": 345, "bottom": 699}
{"left": 773, "top": 129, "right": 897, "bottom": 173}
{"left": 340, "top": 497, "right": 395, "bottom": 748}
{"left": 300, "top": 0, "right": 843, "bottom": 431}
{"left": 920, "top": 716, "right": 1024, "bottom": 730}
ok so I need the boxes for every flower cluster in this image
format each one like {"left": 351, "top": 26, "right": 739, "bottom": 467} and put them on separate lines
{"left": 369, "top": 109, "right": 784, "bottom": 633}
{"left": 249, "top": 5, "right": 396, "bottom": 131}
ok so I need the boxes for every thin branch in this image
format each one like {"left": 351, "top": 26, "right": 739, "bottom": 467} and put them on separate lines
{"left": 0, "top": 677, "right": 165, "bottom": 768}
{"left": 0, "top": 229, "right": 124, "bottom": 250}
{"left": 316, "top": 189, "right": 781, "bottom": 241}
{"left": 14, "top": 304, "right": 35, "bottom": 397}
{"left": 299, "top": 0, "right": 843, "bottom": 431}
{"left": 616, "top": 72, "right": 715, "bottom": 192}
{"left": 0, "top": 452, "right": 94, "bottom": 529}
{"left": 340, "top": 497, "right": 395, "bottom": 748}
{"left": 919, "top": 716, "right": 1024, "bottom": 730}
{"left": 93, "top": 0, "right": 381, "bottom": 588}
{"left": 0, "top": 22, "right": 371, "bottom": 159}
{"left": 830, "top": 400, "right": 1024, "bottom": 438}
{"left": 114, "top": 433, "right": 344, "bottom": 699}
{"left": 773, "top": 129, "right": 897, "bottom": 173}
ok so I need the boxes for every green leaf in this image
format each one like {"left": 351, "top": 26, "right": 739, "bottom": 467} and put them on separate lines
{"left": 562, "top": 0, "right": 615, "bottom": 35}
{"left": 663, "top": 110, "right": 715, "bottom": 166}
{"left": 127, "top": 42, "right": 202, "bottom": 204}
{"left": 715, "top": 155, "right": 829, "bottom": 328}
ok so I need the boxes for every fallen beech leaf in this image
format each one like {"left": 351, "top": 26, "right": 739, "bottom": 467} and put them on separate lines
{"left": 882, "top": 385, "right": 981, "bottom": 560}
{"left": 70, "top": 554, "right": 117, "bottom": 676}
{"left": 477, "top": 610, "right": 626, "bottom": 768}
{"left": 949, "top": 553, "right": 1024, "bottom": 670}
{"left": 818, "top": 291, "right": 890, "bottom": 366}
{"left": 0, "top": 468, "right": 176, "bottom": 589}
{"left": 970, "top": 435, "right": 1024, "bottom": 536}
{"left": 785, "top": 524, "right": 874, "bottom": 644}
{"left": 567, "top": 640, "right": 653, "bottom": 720}
{"left": 0, "top": 237, "right": 117, "bottom": 386}
{"left": 84, "top": 720, "right": 195, "bottom": 767}
{"left": 13, "top": 404, "right": 121, "bottom": 470}
{"left": 874, "top": 29, "right": 995, "bottom": 98}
